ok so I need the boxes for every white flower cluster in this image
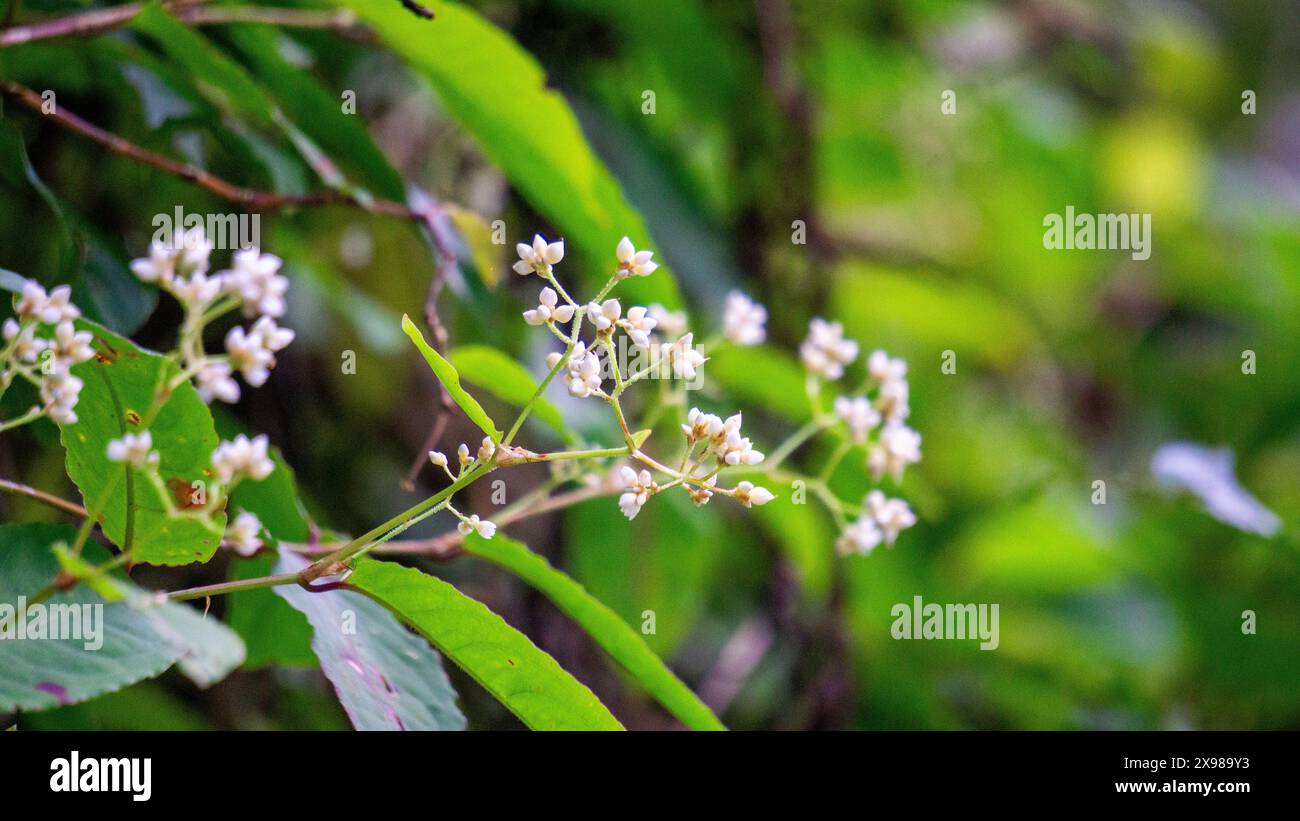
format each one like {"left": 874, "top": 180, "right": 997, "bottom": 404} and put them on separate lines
{"left": 129, "top": 228, "right": 294, "bottom": 406}
{"left": 795, "top": 319, "right": 922, "bottom": 553}
{"left": 211, "top": 433, "right": 276, "bottom": 485}
{"left": 2, "top": 281, "right": 93, "bottom": 426}
{"left": 837, "top": 490, "right": 917, "bottom": 556}
{"left": 507, "top": 233, "right": 783, "bottom": 525}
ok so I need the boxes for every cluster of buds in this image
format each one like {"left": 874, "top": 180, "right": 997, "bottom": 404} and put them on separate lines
{"left": 129, "top": 228, "right": 294, "bottom": 407}
{"left": 799, "top": 317, "right": 922, "bottom": 553}
{"left": 1, "top": 281, "right": 93, "bottom": 427}
{"left": 510, "top": 234, "right": 777, "bottom": 525}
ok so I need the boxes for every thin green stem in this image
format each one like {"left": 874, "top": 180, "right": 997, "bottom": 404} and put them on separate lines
{"left": 167, "top": 571, "right": 302, "bottom": 602}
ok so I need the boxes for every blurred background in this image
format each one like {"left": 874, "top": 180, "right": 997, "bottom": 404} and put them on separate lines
{"left": 2, "top": 0, "right": 1298, "bottom": 729}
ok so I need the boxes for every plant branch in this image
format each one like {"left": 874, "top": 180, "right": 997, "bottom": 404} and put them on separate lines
{"left": 0, "top": 477, "right": 87, "bottom": 518}
{"left": 0, "top": 81, "right": 419, "bottom": 219}
{"left": 0, "top": 2, "right": 367, "bottom": 49}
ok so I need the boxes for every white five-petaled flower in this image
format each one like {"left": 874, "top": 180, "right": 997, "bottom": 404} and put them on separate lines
{"left": 834, "top": 395, "right": 881, "bottom": 444}
{"left": 220, "top": 248, "right": 288, "bottom": 318}
{"left": 619, "top": 305, "right": 657, "bottom": 347}
{"left": 665, "top": 333, "right": 706, "bottom": 381}
{"left": 16, "top": 282, "right": 79, "bottom": 325}
{"left": 867, "top": 349, "right": 907, "bottom": 385}
{"left": 49, "top": 321, "right": 94, "bottom": 370}
{"left": 647, "top": 305, "right": 687, "bottom": 338}
{"left": 129, "top": 239, "right": 177, "bottom": 285}
{"left": 867, "top": 423, "right": 922, "bottom": 483}
{"left": 615, "top": 237, "right": 658, "bottom": 278}
{"left": 732, "top": 480, "right": 775, "bottom": 508}
{"left": 800, "top": 317, "right": 859, "bottom": 381}
{"left": 196, "top": 362, "right": 240, "bottom": 404}
{"left": 173, "top": 271, "right": 222, "bottom": 310}
{"left": 618, "top": 466, "right": 655, "bottom": 520}
{"left": 4, "top": 319, "right": 46, "bottom": 363}
{"left": 106, "top": 431, "right": 160, "bottom": 470}
{"left": 586, "top": 299, "right": 621, "bottom": 333}
{"left": 864, "top": 490, "right": 917, "bottom": 545}
{"left": 837, "top": 516, "right": 883, "bottom": 556}
{"left": 250, "top": 316, "right": 295, "bottom": 352}
{"left": 457, "top": 514, "right": 497, "bottom": 539}
{"left": 226, "top": 511, "right": 264, "bottom": 557}
{"left": 39, "top": 371, "right": 83, "bottom": 425}
{"left": 722, "top": 291, "right": 767, "bottom": 346}
{"left": 523, "top": 287, "right": 575, "bottom": 326}
{"left": 513, "top": 234, "right": 565, "bottom": 276}
{"left": 225, "top": 326, "right": 274, "bottom": 387}
{"left": 211, "top": 434, "right": 275, "bottom": 484}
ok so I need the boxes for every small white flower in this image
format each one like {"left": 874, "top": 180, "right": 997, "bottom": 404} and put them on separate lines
{"left": 220, "top": 248, "right": 288, "bottom": 318}
{"left": 615, "top": 236, "right": 658, "bottom": 277}
{"left": 722, "top": 291, "right": 767, "bottom": 346}
{"left": 429, "top": 450, "right": 448, "bottom": 468}
{"left": 175, "top": 227, "right": 214, "bottom": 274}
{"left": 867, "top": 423, "right": 922, "bottom": 483}
{"left": 106, "top": 431, "right": 160, "bottom": 470}
{"left": 617, "top": 466, "right": 654, "bottom": 520}
{"left": 834, "top": 395, "right": 881, "bottom": 444}
{"left": 523, "top": 287, "right": 575, "bottom": 326}
{"left": 837, "top": 516, "right": 883, "bottom": 556}
{"left": 681, "top": 407, "right": 720, "bottom": 443}
{"left": 564, "top": 341, "right": 603, "bottom": 398}
{"left": 39, "top": 371, "right": 83, "bottom": 425}
{"left": 619, "top": 305, "right": 657, "bottom": 347}
{"left": 732, "top": 480, "right": 775, "bottom": 508}
{"left": 717, "top": 429, "right": 765, "bottom": 466}
{"left": 4, "top": 319, "right": 47, "bottom": 363}
{"left": 50, "top": 321, "right": 94, "bottom": 370}
{"left": 212, "top": 434, "right": 275, "bottom": 484}
{"left": 129, "top": 240, "right": 177, "bottom": 285}
{"left": 513, "top": 234, "right": 564, "bottom": 276}
{"left": 864, "top": 490, "right": 917, "bottom": 545}
{"left": 225, "top": 326, "right": 273, "bottom": 387}
{"left": 688, "top": 474, "right": 716, "bottom": 507}
{"left": 195, "top": 362, "right": 240, "bottom": 404}
{"left": 586, "top": 298, "right": 621, "bottom": 333}
{"left": 456, "top": 514, "right": 497, "bottom": 539}
{"left": 666, "top": 333, "right": 706, "bottom": 381}
{"left": 800, "top": 317, "right": 858, "bottom": 380}
{"left": 876, "top": 376, "right": 909, "bottom": 423}
{"left": 868, "top": 349, "right": 907, "bottom": 385}
{"left": 648, "top": 305, "right": 687, "bottom": 338}
{"left": 250, "top": 315, "right": 295, "bottom": 352}
{"left": 225, "top": 511, "right": 264, "bottom": 557}
{"left": 477, "top": 436, "right": 496, "bottom": 462}
{"left": 172, "top": 271, "right": 222, "bottom": 310}
{"left": 16, "top": 282, "right": 79, "bottom": 325}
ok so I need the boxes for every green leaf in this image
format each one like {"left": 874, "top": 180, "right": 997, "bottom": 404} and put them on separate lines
{"left": 567, "top": 491, "right": 725, "bottom": 656}
{"left": 0, "top": 523, "right": 244, "bottom": 712}
{"left": 331, "top": 0, "right": 682, "bottom": 308}
{"left": 349, "top": 558, "right": 624, "bottom": 730}
{"left": 273, "top": 552, "right": 466, "bottom": 730}
{"left": 448, "top": 345, "right": 568, "bottom": 439}
{"left": 464, "top": 532, "right": 724, "bottom": 730}
{"left": 61, "top": 320, "right": 226, "bottom": 566}
{"left": 402, "top": 314, "right": 501, "bottom": 441}
{"left": 224, "top": 24, "right": 407, "bottom": 201}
